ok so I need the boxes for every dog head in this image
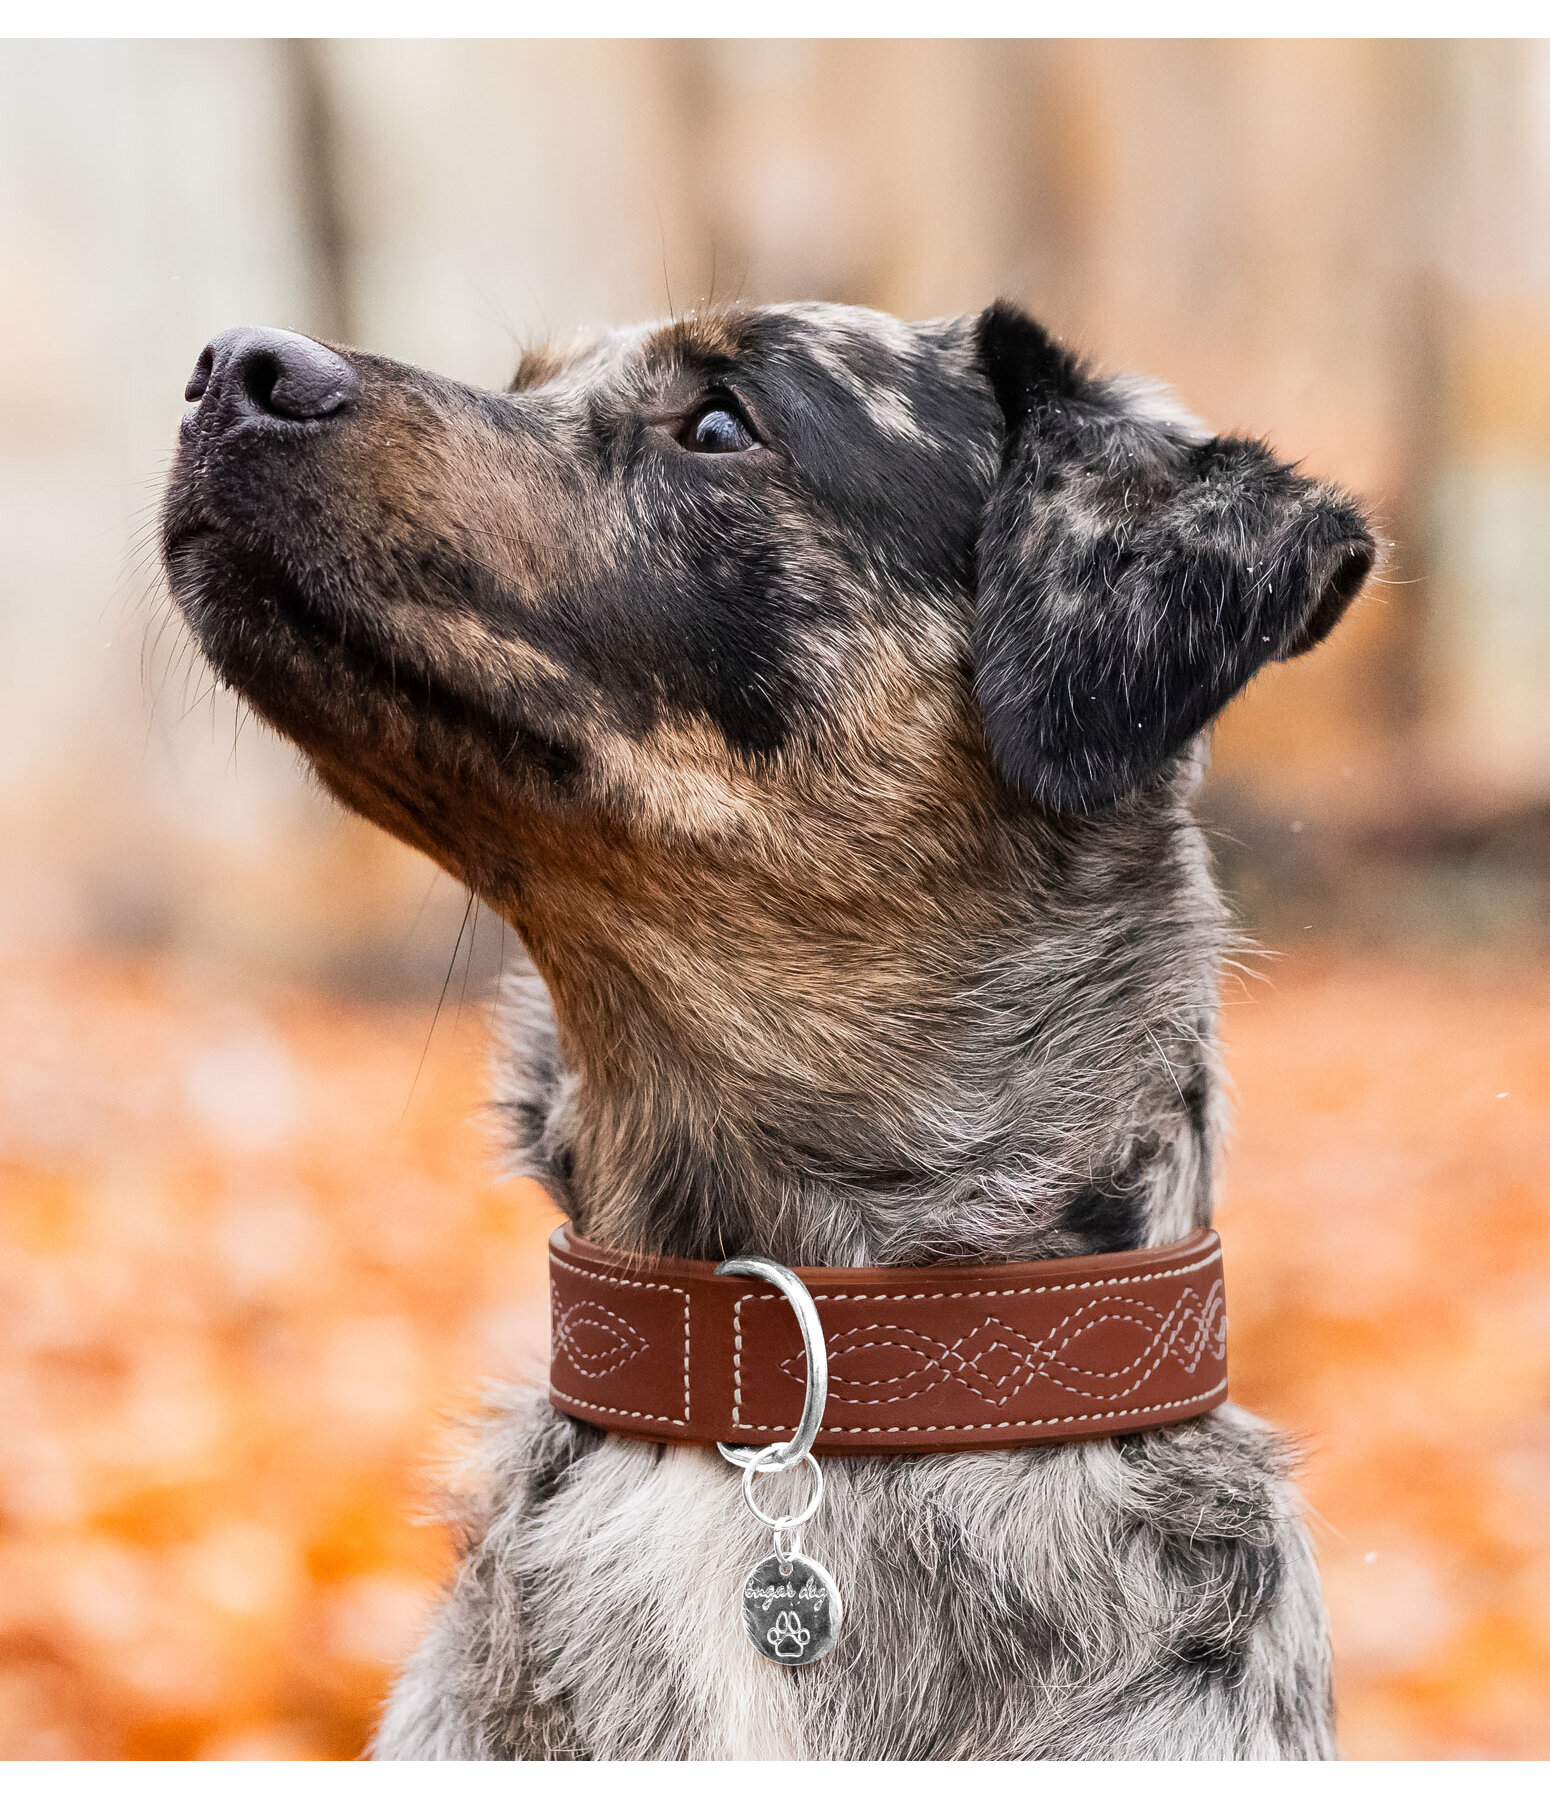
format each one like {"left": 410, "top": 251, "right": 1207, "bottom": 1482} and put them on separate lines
{"left": 163, "top": 301, "right": 1371, "bottom": 870}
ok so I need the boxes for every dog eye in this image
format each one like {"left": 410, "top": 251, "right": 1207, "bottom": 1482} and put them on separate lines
{"left": 681, "top": 401, "right": 757, "bottom": 454}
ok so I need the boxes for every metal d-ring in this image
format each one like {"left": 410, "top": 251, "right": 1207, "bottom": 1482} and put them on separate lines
{"left": 715, "top": 1255, "right": 828, "bottom": 1472}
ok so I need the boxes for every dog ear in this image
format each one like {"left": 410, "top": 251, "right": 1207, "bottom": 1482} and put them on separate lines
{"left": 971, "top": 302, "right": 1376, "bottom": 815}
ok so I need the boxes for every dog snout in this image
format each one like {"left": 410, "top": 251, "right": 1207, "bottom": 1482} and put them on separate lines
{"left": 184, "top": 326, "right": 359, "bottom": 424}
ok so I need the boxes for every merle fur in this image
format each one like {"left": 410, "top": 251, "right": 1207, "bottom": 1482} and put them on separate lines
{"left": 161, "top": 297, "right": 1371, "bottom": 1760}
{"left": 972, "top": 307, "right": 1374, "bottom": 816}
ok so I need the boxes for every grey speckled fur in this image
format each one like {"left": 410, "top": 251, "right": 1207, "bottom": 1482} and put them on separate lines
{"left": 378, "top": 1394, "right": 1331, "bottom": 1759}
{"left": 163, "top": 298, "right": 1371, "bottom": 1761}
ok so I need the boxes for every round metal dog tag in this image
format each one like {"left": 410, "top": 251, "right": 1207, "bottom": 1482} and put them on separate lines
{"left": 741, "top": 1551, "right": 842, "bottom": 1667}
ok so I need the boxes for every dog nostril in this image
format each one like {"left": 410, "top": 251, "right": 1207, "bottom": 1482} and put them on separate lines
{"left": 239, "top": 350, "right": 284, "bottom": 414}
{"left": 185, "top": 326, "right": 359, "bottom": 422}
{"left": 184, "top": 344, "right": 215, "bottom": 404}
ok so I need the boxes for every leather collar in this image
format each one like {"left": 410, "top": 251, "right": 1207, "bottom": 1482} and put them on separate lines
{"left": 548, "top": 1226, "right": 1228, "bottom": 1454}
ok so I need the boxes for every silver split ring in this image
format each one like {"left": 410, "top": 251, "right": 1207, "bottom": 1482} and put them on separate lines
{"left": 742, "top": 1447, "right": 825, "bottom": 1530}
{"left": 714, "top": 1254, "right": 828, "bottom": 1471}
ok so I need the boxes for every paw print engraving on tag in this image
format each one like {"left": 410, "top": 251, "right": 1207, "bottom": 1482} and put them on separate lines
{"left": 741, "top": 1551, "right": 842, "bottom": 1667}
{"left": 766, "top": 1610, "right": 811, "bottom": 1660}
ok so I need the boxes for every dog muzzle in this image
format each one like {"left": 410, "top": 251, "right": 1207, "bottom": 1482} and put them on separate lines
{"left": 547, "top": 1226, "right": 1229, "bottom": 1666}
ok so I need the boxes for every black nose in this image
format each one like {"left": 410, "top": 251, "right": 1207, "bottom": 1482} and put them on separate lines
{"left": 184, "top": 326, "right": 359, "bottom": 422}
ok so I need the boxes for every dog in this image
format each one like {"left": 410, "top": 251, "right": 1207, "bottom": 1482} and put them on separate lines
{"left": 163, "top": 299, "right": 1373, "bottom": 1759}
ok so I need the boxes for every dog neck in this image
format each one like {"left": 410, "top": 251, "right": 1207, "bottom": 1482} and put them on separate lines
{"left": 493, "top": 780, "right": 1225, "bottom": 1271}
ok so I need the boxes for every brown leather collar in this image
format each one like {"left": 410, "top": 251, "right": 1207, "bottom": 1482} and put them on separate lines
{"left": 548, "top": 1226, "right": 1228, "bottom": 1455}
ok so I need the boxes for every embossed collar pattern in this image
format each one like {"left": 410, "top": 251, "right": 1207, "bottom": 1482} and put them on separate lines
{"left": 548, "top": 1226, "right": 1229, "bottom": 1454}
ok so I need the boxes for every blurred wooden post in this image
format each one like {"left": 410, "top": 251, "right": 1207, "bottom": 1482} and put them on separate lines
{"left": 1422, "top": 44, "right": 1550, "bottom": 811}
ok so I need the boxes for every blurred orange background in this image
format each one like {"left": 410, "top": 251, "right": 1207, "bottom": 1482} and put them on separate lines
{"left": 1, "top": 39, "right": 1547, "bottom": 1760}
